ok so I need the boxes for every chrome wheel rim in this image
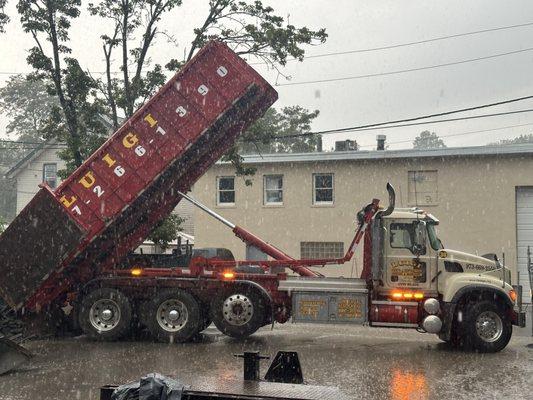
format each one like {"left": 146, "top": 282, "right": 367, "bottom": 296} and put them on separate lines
{"left": 223, "top": 294, "right": 254, "bottom": 326}
{"left": 89, "top": 299, "right": 121, "bottom": 332}
{"left": 157, "top": 299, "right": 188, "bottom": 332}
{"left": 475, "top": 310, "right": 503, "bottom": 343}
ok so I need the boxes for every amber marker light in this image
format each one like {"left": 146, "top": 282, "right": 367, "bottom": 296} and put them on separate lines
{"left": 509, "top": 290, "right": 517, "bottom": 303}
{"left": 223, "top": 271, "right": 235, "bottom": 280}
{"left": 414, "top": 293, "right": 424, "bottom": 299}
{"left": 392, "top": 292, "right": 403, "bottom": 299}
{"left": 131, "top": 268, "right": 142, "bottom": 276}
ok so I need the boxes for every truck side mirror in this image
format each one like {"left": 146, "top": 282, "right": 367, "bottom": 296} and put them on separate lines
{"left": 412, "top": 221, "right": 427, "bottom": 256}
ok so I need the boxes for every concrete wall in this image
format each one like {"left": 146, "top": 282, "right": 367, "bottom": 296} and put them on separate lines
{"left": 192, "top": 153, "right": 533, "bottom": 281}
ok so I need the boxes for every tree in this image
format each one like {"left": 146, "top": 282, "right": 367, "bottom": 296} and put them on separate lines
{"left": 182, "top": 1, "right": 327, "bottom": 68}
{"left": 488, "top": 134, "right": 533, "bottom": 146}
{"left": 239, "top": 106, "right": 321, "bottom": 154}
{"left": 0, "top": 75, "right": 58, "bottom": 141}
{"left": 4, "top": 1, "right": 326, "bottom": 175}
{"left": 413, "top": 131, "right": 446, "bottom": 150}
{"left": 0, "top": 0, "right": 8, "bottom": 33}
{"left": 88, "top": 0, "right": 182, "bottom": 128}
{"left": 17, "top": 0, "right": 108, "bottom": 173}
{"left": 147, "top": 214, "right": 184, "bottom": 250}
{"left": 2, "top": 0, "right": 327, "bottom": 234}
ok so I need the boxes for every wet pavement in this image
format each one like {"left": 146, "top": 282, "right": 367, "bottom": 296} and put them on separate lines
{"left": 0, "top": 324, "right": 531, "bottom": 400}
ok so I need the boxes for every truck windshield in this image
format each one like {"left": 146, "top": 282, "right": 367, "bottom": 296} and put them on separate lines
{"left": 427, "top": 223, "right": 443, "bottom": 250}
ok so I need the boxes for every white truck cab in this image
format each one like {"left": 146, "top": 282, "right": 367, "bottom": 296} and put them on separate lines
{"left": 371, "top": 206, "right": 524, "bottom": 352}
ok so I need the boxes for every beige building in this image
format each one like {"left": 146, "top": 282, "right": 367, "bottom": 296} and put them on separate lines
{"left": 192, "top": 144, "right": 533, "bottom": 301}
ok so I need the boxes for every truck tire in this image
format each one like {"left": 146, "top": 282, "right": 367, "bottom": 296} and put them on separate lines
{"left": 462, "top": 301, "right": 512, "bottom": 353}
{"left": 79, "top": 288, "right": 132, "bottom": 341}
{"left": 211, "top": 286, "right": 266, "bottom": 339}
{"left": 145, "top": 289, "right": 201, "bottom": 343}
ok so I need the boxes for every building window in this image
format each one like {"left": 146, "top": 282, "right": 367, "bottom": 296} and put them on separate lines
{"left": 408, "top": 170, "right": 438, "bottom": 205}
{"left": 313, "top": 173, "right": 334, "bottom": 204}
{"left": 301, "top": 242, "right": 344, "bottom": 259}
{"left": 264, "top": 175, "right": 283, "bottom": 205}
{"left": 43, "top": 163, "right": 57, "bottom": 189}
{"left": 217, "top": 176, "right": 235, "bottom": 205}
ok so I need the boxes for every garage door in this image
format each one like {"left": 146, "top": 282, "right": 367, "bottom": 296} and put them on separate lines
{"left": 516, "top": 187, "right": 533, "bottom": 304}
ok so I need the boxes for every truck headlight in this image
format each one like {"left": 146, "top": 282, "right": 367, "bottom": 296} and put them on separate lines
{"left": 423, "top": 298, "right": 440, "bottom": 315}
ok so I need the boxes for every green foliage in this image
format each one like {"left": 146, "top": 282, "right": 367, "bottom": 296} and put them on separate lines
{"left": 240, "top": 106, "right": 320, "bottom": 154}
{"left": 89, "top": 0, "right": 182, "bottom": 122}
{"left": 0, "top": 0, "right": 9, "bottom": 33}
{"left": 3, "top": 0, "right": 326, "bottom": 178}
{"left": 413, "top": 131, "right": 446, "bottom": 150}
{"left": 17, "top": 0, "right": 107, "bottom": 171}
{"left": 147, "top": 214, "right": 185, "bottom": 250}
{"left": 0, "top": 75, "right": 58, "bottom": 141}
{"left": 488, "top": 134, "right": 533, "bottom": 146}
{"left": 182, "top": 0, "right": 327, "bottom": 68}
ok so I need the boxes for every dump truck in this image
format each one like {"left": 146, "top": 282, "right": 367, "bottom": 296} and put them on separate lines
{"left": 0, "top": 41, "right": 525, "bottom": 357}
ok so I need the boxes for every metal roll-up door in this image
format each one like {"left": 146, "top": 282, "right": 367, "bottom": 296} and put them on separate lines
{"left": 516, "top": 187, "right": 533, "bottom": 304}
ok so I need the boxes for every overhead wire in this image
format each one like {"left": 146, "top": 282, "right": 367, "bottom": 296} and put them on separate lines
{"left": 272, "top": 93, "right": 533, "bottom": 139}
{"left": 1, "top": 21, "right": 533, "bottom": 77}
{"left": 1, "top": 96, "right": 533, "bottom": 150}
{"left": 250, "top": 20, "right": 533, "bottom": 64}
{"left": 276, "top": 46, "right": 533, "bottom": 87}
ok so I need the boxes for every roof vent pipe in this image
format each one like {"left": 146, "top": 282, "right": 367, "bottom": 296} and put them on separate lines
{"left": 376, "top": 135, "right": 386, "bottom": 150}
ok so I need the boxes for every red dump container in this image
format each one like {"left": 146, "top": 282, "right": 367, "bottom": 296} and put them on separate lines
{"left": 0, "top": 41, "right": 277, "bottom": 311}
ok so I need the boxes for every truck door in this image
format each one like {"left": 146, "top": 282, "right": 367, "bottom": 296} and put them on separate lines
{"left": 384, "top": 220, "right": 435, "bottom": 292}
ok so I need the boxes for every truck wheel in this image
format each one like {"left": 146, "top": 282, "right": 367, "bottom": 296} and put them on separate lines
{"left": 146, "top": 289, "right": 201, "bottom": 343}
{"left": 463, "top": 301, "right": 512, "bottom": 353}
{"left": 79, "top": 288, "right": 132, "bottom": 341}
{"left": 211, "top": 287, "right": 266, "bottom": 339}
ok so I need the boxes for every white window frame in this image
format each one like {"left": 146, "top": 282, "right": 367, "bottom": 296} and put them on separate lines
{"left": 263, "top": 174, "right": 284, "bottom": 206}
{"left": 216, "top": 176, "right": 235, "bottom": 206}
{"left": 43, "top": 163, "right": 58, "bottom": 189}
{"left": 313, "top": 173, "right": 334, "bottom": 205}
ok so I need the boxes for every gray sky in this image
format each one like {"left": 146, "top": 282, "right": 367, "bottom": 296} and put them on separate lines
{"left": 1, "top": 0, "right": 533, "bottom": 150}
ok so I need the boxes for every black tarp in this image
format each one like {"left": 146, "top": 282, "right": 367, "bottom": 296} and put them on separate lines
{"left": 112, "top": 373, "right": 184, "bottom": 400}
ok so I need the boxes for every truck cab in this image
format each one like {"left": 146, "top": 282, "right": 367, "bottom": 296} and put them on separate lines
{"left": 371, "top": 207, "right": 524, "bottom": 352}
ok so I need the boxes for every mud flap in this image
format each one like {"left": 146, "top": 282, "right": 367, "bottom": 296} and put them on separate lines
{"left": 0, "top": 337, "right": 32, "bottom": 375}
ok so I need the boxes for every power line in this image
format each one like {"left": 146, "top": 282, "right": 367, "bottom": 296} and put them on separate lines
{"left": 273, "top": 94, "right": 533, "bottom": 138}
{"left": 2, "top": 21, "right": 533, "bottom": 77}
{"left": 311, "top": 108, "right": 533, "bottom": 136}
{"left": 251, "top": 20, "right": 533, "bottom": 65}
{"left": 2, "top": 108, "right": 533, "bottom": 149}
{"left": 276, "top": 46, "right": 533, "bottom": 87}
{"left": 2, "top": 95, "right": 533, "bottom": 149}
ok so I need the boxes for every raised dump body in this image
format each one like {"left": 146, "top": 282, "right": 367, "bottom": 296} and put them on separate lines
{"left": 0, "top": 41, "right": 277, "bottom": 311}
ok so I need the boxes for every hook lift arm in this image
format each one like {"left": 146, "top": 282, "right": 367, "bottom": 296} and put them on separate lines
{"left": 178, "top": 183, "right": 395, "bottom": 276}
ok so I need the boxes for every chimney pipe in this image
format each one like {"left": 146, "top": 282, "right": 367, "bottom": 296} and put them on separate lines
{"left": 376, "top": 135, "right": 386, "bottom": 150}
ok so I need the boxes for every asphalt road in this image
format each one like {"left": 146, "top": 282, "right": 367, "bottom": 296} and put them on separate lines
{"left": 0, "top": 324, "right": 531, "bottom": 400}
